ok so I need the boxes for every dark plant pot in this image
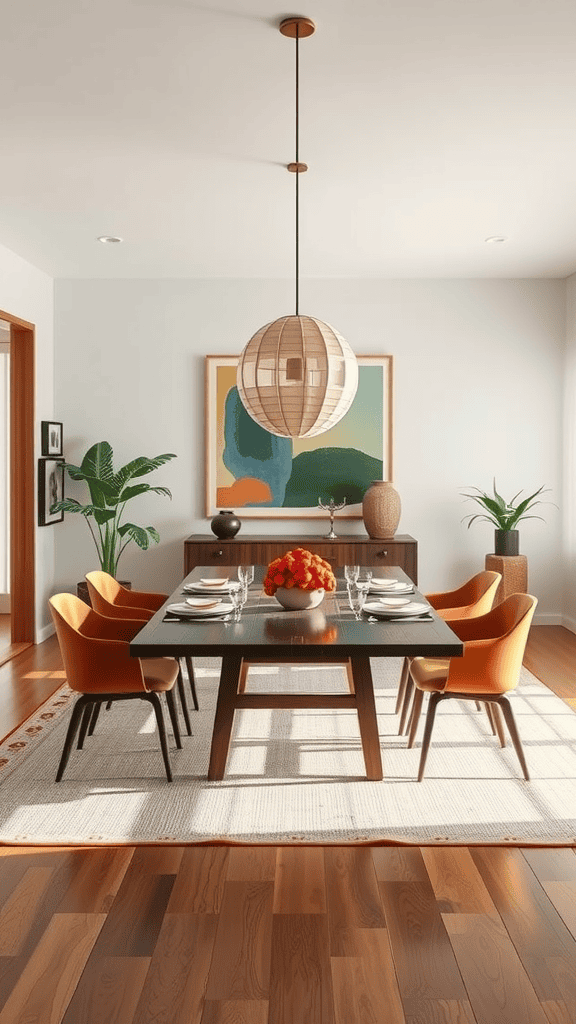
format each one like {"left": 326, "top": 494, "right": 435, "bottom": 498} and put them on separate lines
{"left": 76, "top": 580, "right": 131, "bottom": 607}
{"left": 494, "top": 530, "right": 519, "bottom": 556}
{"left": 210, "top": 510, "right": 241, "bottom": 540}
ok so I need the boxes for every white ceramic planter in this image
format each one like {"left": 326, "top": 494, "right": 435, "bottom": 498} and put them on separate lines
{"left": 274, "top": 586, "right": 325, "bottom": 611}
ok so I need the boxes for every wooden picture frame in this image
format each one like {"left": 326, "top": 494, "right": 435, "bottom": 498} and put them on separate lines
{"left": 38, "top": 458, "right": 65, "bottom": 526}
{"left": 205, "top": 354, "right": 393, "bottom": 519}
{"left": 41, "top": 420, "right": 63, "bottom": 456}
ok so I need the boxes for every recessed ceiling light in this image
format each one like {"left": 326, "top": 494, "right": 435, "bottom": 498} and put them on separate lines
{"left": 485, "top": 236, "right": 508, "bottom": 244}
{"left": 97, "top": 235, "right": 123, "bottom": 244}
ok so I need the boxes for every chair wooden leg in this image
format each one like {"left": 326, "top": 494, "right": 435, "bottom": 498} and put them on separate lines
{"left": 147, "top": 692, "right": 173, "bottom": 782}
{"left": 475, "top": 700, "right": 482, "bottom": 711}
{"left": 238, "top": 662, "right": 250, "bottom": 694}
{"left": 56, "top": 697, "right": 87, "bottom": 781}
{"left": 176, "top": 666, "right": 192, "bottom": 736}
{"left": 417, "top": 692, "right": 443, "bottom": 782}
{"left": 105, "top": 701, "right": 113, "bottom": 711}
{"left": 185, "top": 656, "right": 199, "bottom": 710}
{"left": 407, "top": 688, "right": 425, "bottom": 748}
{"left": 490, "top": 702, "right": 507, "bottom": 747}
{"left": 395, "top": 658, "right": 410, "bottom": 714}
{"left": 165, "top": 688, "right": 182, "bottom": 750}
{"left": 87, "top": 702, "right": 101, "bottom": 736}
{"left": 484, "top": 702, "right": 497, "bottom": 735}
{"left": 77, "top": 702, "right": 94, "bottom": 749}
{"left": 498, "top": 696, "right": 530, "bottom": 780}
{"left": 399, "top": 673, "right": 415, "bottom": 735}
{"left": 345, "top": 659, "right": 355, "bottom": 693}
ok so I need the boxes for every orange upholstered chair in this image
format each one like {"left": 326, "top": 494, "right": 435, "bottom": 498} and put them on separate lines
{"left": 49, "top": 593, "right": 181, "bottom": 782}
{"left": 407, "top": 593, "right": 537, "bottom": 781}
{"left": 396, "top": 570, "right": 502, "bottom": 733}
{"left": 85, "top": 570, "right": 199, "bottom": 723}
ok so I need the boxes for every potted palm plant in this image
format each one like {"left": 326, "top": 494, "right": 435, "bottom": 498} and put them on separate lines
{"left": 51, "top": 441, "right": 177, "bottom": 579}
{"left": 461, "top": 480, "right": 552, "bottom": 555}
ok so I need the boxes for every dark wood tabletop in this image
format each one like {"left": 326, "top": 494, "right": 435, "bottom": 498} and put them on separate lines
{"left": 130, "top": 566, "right": 463, "bottom": 781}
{"left": 129, "top": 565, "right": 464, "bottom": 662}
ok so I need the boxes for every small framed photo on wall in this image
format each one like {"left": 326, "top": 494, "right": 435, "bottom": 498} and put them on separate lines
{"left": 38, "top": 458, "right": 65, "bottom": 526}
{"left": 41, "top": 420, "right": 63, "bottom": 457}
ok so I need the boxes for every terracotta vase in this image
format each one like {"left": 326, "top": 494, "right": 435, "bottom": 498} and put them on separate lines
{"left": 362, "top": 480, "right": 401, "bottom": 539}
{"left": 274, "top": 586, "right": 325, "bottom": 611}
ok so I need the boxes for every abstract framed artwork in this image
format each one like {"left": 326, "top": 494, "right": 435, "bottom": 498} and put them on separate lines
{"left": 41, "top": 420, "right": 63, "bottom": 456}
{"left": 205, "top": 355, "right": 393, "bottom": 519}
{"left": 38, "top": 458, "right": 65, "bottom": 526}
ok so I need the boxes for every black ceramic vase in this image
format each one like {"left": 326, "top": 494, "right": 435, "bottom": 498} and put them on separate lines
{"left": 494, "top": 529, "right": 519, "bottom": 556}
{"left": 210, "top": 510, "right": 241, "bottom": 539}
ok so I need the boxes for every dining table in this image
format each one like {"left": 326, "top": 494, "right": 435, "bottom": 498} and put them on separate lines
{"left": 129, "top": 565, "right": 463, "bottom": 781}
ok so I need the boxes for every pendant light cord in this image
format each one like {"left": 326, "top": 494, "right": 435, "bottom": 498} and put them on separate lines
{"left": 295, "top": 24, "right": 300, "bottom": 316}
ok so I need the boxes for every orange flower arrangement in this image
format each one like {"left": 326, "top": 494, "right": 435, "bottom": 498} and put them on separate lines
{"left": 263, "top": 548, "right": 337, "bottom": 596}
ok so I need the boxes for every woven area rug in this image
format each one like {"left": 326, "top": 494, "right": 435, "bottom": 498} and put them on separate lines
{"left": 1, "top": 658, "right": 576, "bottom": 845}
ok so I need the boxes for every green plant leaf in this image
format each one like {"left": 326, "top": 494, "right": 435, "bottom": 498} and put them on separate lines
{"left": 49, "top": 498, "right": 83, "bottom": 514}
{"left": 146, "top": 526, "right": 160, "bottom": 543}
{"left": 110, "top": 453, "right": 176, "bottom": 496}
{"left": 130, "top": 453, "right": 177, "bottom": 478}
{"left": 92, "top": 508, "right": 116, "bottom": 525}
{"left": 117, "top": 523, "right": 151, "bottom": 549}
{"left": 118, "top": 483, "right": 173, "bottom": 503}
{"left": 492, "top": 479, "right": 507, "bottom": 511}
{"left": 80, "top": 442, "right": 114, "bottom": 481}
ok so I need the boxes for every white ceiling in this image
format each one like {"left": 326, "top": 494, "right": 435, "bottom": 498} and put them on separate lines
{"left": 2, "top": 0, "right": 576, "bottom": 279}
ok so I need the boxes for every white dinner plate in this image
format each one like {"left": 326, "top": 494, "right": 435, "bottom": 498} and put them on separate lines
{"left": 377, "top": 597, "right": 411, "bottom": 607}
{"left": 166, "top": 601, "right": 233, "bottom": 617}
{"left": 183, "top": 581, "right": 237, "bottom": 594}
{"left": 364, "top": 600, "right": 430, "bottom": 618}
{"left": 368, "top": 581, "right": 413, "bottom": 594}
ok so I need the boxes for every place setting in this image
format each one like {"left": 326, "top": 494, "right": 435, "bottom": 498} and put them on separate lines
{"left": 164, "top": 596, "right": 234, "bottom": 622}
{"left": 172, "top": 565, "right": 256, "bottom": 621}
{"left": 343, "top": 565, "right": 431, "bottom": 621}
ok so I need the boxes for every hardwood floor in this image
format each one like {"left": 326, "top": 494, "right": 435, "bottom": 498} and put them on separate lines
{"left": 0, "top": 625, "right": 574, "bottom": 1023}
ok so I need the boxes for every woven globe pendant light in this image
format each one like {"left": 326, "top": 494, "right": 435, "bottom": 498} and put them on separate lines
{"left": 236, "top": 17, "right": 358, "bottom": 439}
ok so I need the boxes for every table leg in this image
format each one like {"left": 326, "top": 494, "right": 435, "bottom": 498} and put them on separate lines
{"left": 350, "top": 655, "right": 383, "bottom": 781}
{"left": 207, "top": 655, "right": 244, "bottom": 780}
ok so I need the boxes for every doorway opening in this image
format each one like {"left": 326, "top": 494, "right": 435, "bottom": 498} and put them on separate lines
{"left": 0, "top": 309, "right": 35, "bottom": 665}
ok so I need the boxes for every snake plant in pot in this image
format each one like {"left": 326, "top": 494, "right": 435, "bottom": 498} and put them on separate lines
{"left": 51, "top": 441, "right": 177, "bottom": 578}
{"left": 461, "top": 480, "right": 552, "bottom": 555}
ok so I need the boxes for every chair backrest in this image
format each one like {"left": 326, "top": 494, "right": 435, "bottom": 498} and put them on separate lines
{"left": 85, "top": 570, "right": 124, "bottom": 609}
{"left": 49, "top": 593, "right": 146, "bottom": 695}
{"left": 445, "top": 593, "right": 537, "bottom": 695}
{"left": 86, "top": 570, "right": 165, "bottom": 616}
{"left": 428, "top": 570, "right": 501, "bottom": 620}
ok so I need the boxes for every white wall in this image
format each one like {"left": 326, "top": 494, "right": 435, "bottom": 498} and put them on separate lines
{"left": 54, "top": 277, "right": 564, "bottom": 621}
{"left": 0, "top": 242, "right": 54, "bottom": 641}
{"left": 563, "top": 273, "right": 576, "bottom": 630}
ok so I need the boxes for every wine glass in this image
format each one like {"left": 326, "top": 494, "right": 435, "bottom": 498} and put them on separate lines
{"left": 238, "top": 565, "right": 254, "bottom": 586}
{"left": 357, "top": 569, "right": 373, "bottom": 589}
{"left": 344, "top": 564, "right": 360, "bottom": 585}
{"left": 229, "top": 586, "right": 245, "bottom": 622}
{"left": 347, "top": 583, "right": 368, "bottom": 620}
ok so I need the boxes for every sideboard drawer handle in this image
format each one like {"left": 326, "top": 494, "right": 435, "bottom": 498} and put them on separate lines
{"left": 213, "top": 550, "right": 223, "bottom": 557}
{"left": 377, "top": 549, "right": 388, "bottom": 557}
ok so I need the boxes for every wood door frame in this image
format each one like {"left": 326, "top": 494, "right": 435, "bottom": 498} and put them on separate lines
{"left": 0, "top": 309, "right": 35, "bottom": 644}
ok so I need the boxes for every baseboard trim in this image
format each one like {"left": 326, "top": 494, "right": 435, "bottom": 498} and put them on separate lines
{"left": 533, "top": 613, "right": 564, "bottom": 627}
{"left": 36, "top": 622, "right": 55, "bottom": 644}
{"left": 560, "top": 615, "right": 576, "bottom": 635}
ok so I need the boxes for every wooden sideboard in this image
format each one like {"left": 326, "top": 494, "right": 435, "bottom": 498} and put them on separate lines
{"left": 184, "top": 533, "right": 418, "bottom": 584}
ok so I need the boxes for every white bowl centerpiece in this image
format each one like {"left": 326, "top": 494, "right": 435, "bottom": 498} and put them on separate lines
{"left": 263, "top": 547, "right": 337, "bottom": 611}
